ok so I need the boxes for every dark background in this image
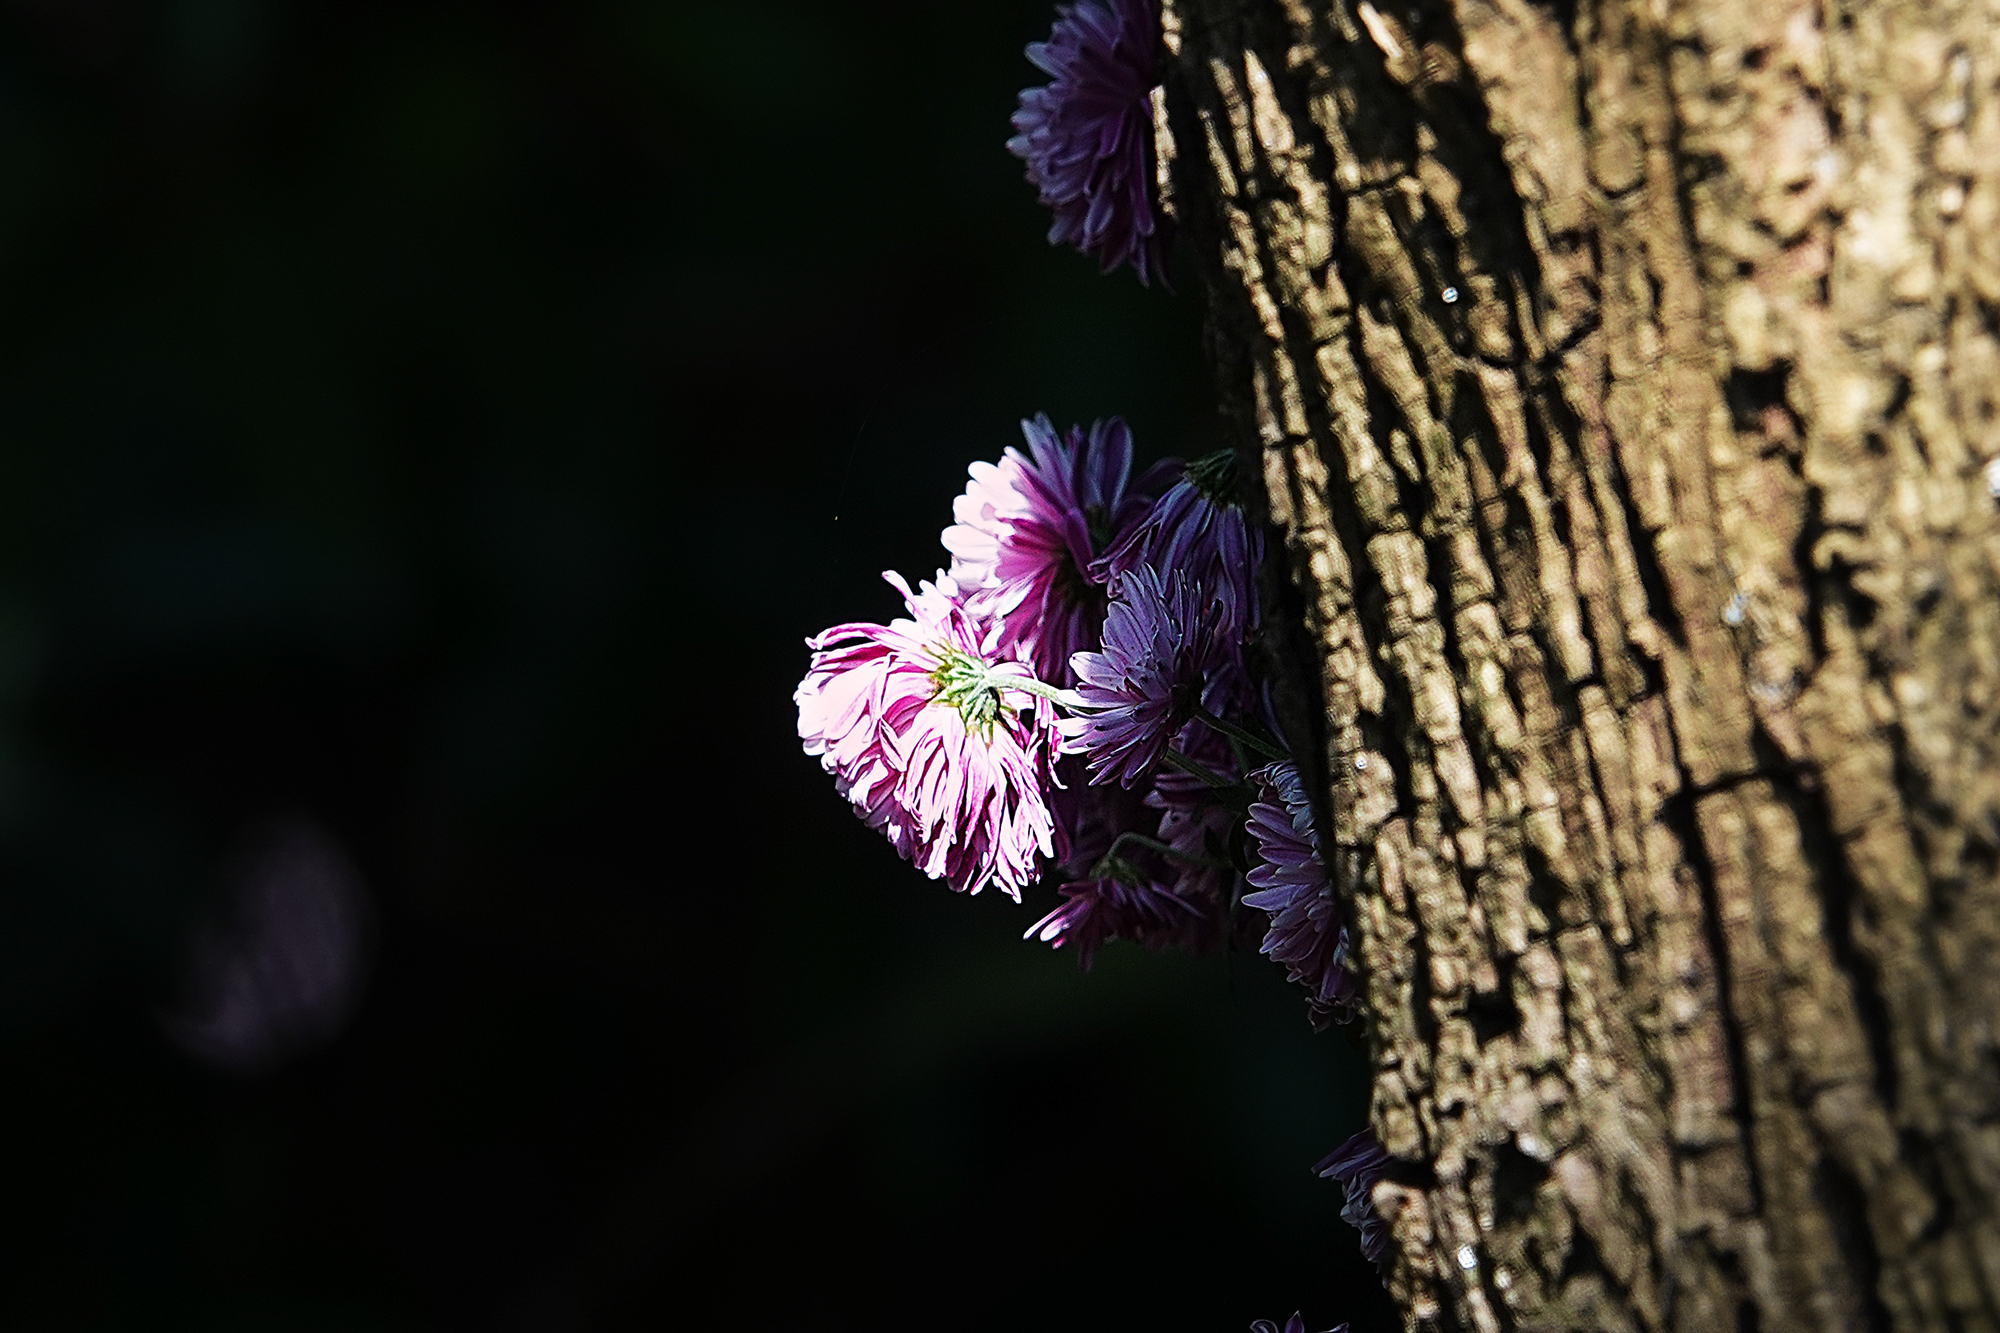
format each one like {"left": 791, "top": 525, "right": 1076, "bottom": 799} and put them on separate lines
{"left": 0, "top": 1, "right": 1390, "bottom": 1327}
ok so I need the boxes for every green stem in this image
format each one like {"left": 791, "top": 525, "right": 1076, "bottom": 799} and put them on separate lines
{"left": 989, "top": 672, "right": 1078, "bottom": 706}
{"left": 1098, "top": 831, "right": 1231, "bottom": 871}
{"left": 1161, "top": 746, "right": 1237, "bottom": 790}
{"left": 1190, "top": 705, "right": 1288, "bottom": 763}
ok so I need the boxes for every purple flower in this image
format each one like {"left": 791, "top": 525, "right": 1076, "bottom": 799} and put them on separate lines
{"left": 1250, "top": 1316, "right": 1349, "bottom": 1333}
{"left": 1007, "top": 0, "right": 1171, "bottom": 284}
{"left": 1048, "top": 755, "right": 1147, "bottom": 868}
{"left": 1316, "top": 1129, "right": 1393, "bottom": 1270}
{"left": 797, "top": 572, "right": 1061, "bottom": 900}
{"left": 1136, "top": 729, "right": 1243, "bottom": 926}
{"left": 1026, "top": 869, "right": 1199, "bottom": 971}
{"left": 1152, "top": 793, "right": 1242, "bottom": 923}
{"left": 1031, "top": 766, "right": 1203, "bottom": 968}
{"left": 1059, "top": 564, "right": 1233, "bottom": 787}
{"left": 1244, "top": 761, "right": 1357, "bottom": 1027}
{"left": 1095, "top": 447, "right": 1264, "bottom": 655}
{"left": 943, "top": 415, "right": 1172, "bottom": 686}
{"left": 1142, "top": 724, "right": 1238, "bottom": 814}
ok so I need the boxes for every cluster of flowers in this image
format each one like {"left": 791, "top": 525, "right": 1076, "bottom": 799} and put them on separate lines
{"left": 796, "top": 415, "right": 1356, "bottom": 1024}
{"left": 797, "top": 0, "right": 1399, "bottom": 1317}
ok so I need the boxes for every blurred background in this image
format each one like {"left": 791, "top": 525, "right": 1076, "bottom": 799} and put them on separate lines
{"left": 0, "top": 1, "right": 1389, "bottom": 1327}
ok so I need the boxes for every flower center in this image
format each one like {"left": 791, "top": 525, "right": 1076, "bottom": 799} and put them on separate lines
{"left": 1052, "top": 551, "right": 1109, "bottom": 621}
{"left": 1083, "top": 502, "right": 1112, "bottom": 552}
{"left": 1088, "top": 851, "right": 1150, "bottom": 887}
{"left": 1186, "top": 448, "right": 1241, "bottom": 507}
{"left": 929, "top": 644, "right": 1005, "bottom": 738}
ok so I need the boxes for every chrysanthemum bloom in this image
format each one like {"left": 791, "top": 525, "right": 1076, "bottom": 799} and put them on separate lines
{"left": 1026, "top": 866, "right": 1198, "bottom": 970}
{"left": 1031, "top": 767, "right": 1202, "bottom": 967}
{"left": 1316, "top": 1129, "right": 1393, "bottom": 1270}
{"left": 1250, "top": 1315, "right": 1349, "bottom": 1333}
{"left": 1244, "top": 761, "right": 1357, "bottom": 1027}
{"left": 1007, "top": 0, "right": 1171, "bottom": 284}
{"left": 1048, "top": 756, "right": 1147, "bottom": 866}
{"left": 796, "top": 572, "right": 1062, "bottom": 900}
{"left": 1151, "top": 795, "right": 1241, "bottom": 929}
{"left": 1095, "top": 446, "right": 1264, "bottom": 655}
{"left": 1134, "top": 728, "right": 1241, "bottom": 922}
{"left": 943, "top": 415, "right": 1173, "bottom": 686}
{"left": 1059, "top": 564, "right": 1233, "bottom": 787}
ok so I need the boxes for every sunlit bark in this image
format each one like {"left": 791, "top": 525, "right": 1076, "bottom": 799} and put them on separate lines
{"left": 1162, "top": 0, "right": 2000, "bottom": 1327}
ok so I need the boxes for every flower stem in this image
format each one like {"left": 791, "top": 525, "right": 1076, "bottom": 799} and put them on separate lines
{"left": 1190, "top": 705, "right": 1288, "bottom": 763}
{"left": 1161, "top": 746, "right": 1237, "bottom": 789}
{"left": 990, "top": 672, "right": 1079, "bottom": 707}
{"left": 1099, "top": 830, "right": 1231, "bottom": 871}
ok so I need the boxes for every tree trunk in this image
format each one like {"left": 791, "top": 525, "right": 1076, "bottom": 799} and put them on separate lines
{"left": 1159, "top": 0, "right": 2000, "bottom": 1328}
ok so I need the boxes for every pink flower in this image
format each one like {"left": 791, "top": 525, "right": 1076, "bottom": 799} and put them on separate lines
{"left": 943, "top": 414, "right": 1172, "bottom": 686}
{"left": 796, "top": 572, "right": 1062, "bottom": 900}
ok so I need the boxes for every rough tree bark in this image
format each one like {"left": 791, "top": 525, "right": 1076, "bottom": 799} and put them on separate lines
{"left": 1158, "top": 0, "right": 2000, "bottom": 1328}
